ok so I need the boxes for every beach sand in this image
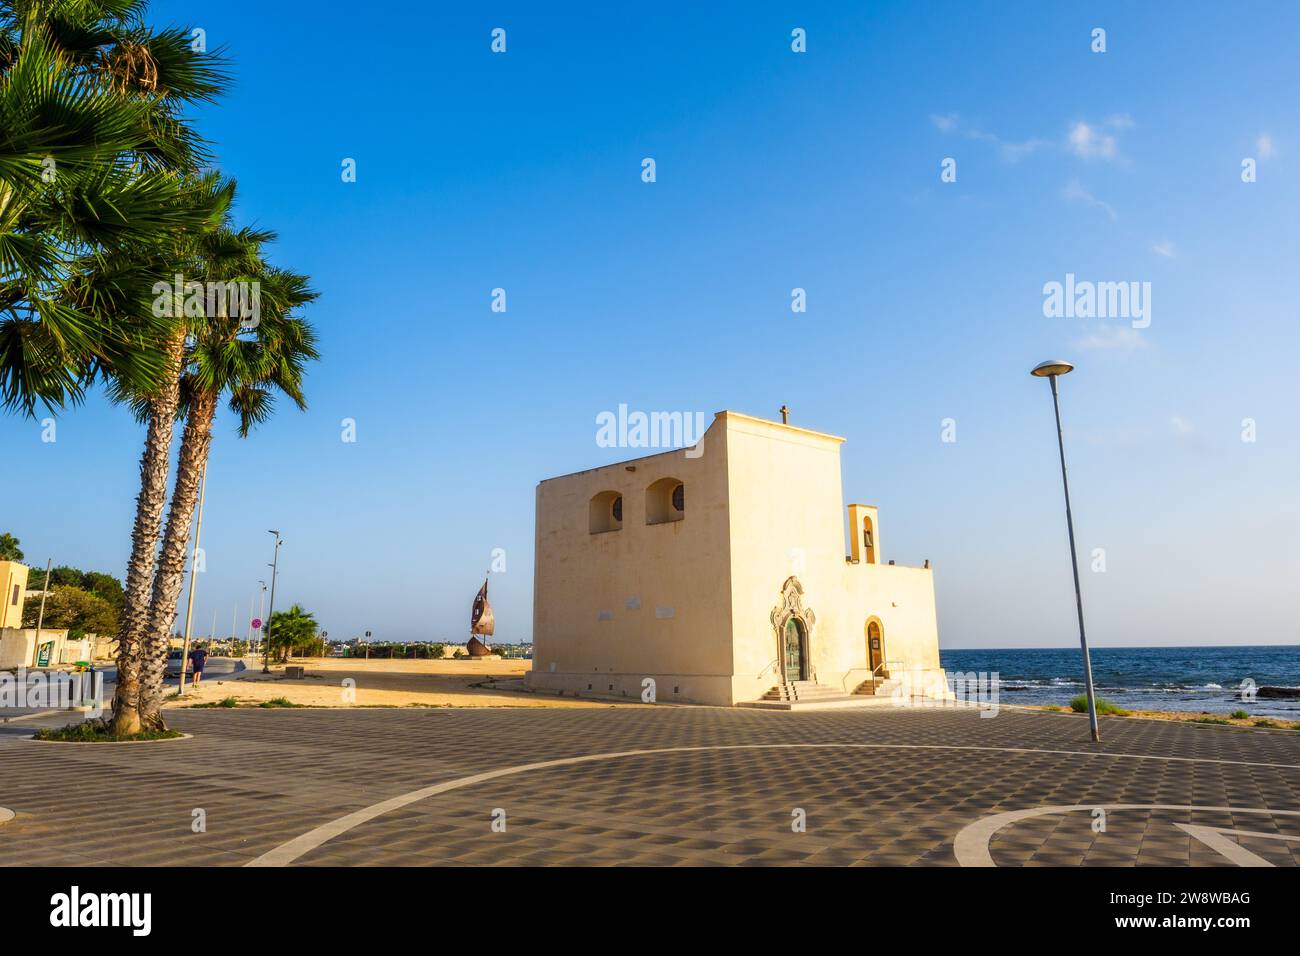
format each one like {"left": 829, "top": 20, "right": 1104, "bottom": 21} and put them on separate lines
{"left": 165, "top": 657, "right": 648, "bottom": 709}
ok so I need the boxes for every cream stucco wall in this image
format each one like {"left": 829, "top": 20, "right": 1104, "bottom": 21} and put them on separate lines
{"left": 0, "top": 628, "right": 85, "bottom": 669}
{"left": 723, "top": 414, "right": 944, "bottom": 704}
{"left": 527, "top": 411, "right": 947, "bottom": 706}
{"left": 527, "top": 421, "right": 735, "bottom": 704}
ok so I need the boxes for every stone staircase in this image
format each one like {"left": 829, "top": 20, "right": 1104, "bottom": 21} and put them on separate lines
{"left": 853, "top": 677, "right": 901, "bottom": 698}
{"left": 738, "top": 679, "right": 896, "bottom": 711}
{"left": 762, "top": 680, "right": 844, "bottom": 703}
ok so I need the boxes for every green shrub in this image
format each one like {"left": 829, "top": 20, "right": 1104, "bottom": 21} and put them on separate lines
{"left": 1188, "top": 716, "right": 1230, "bottom": 725}
{"left": 189, "top": 696, "right": 240, "bottom": 708}
{"left": 33, "top": 721, "right": 183, "bottom": 742}
{"left": 258, "top": 697, "right": 304, "bottom": 708}
{"left": 1253, "top": 719, "right": 1280, "bottom": 729}
{"left": 1230, "top": 709, "right": 1249, "bottom": 720}
{"left": 1070, "top": 695, "right": 1128, "bottom": 716}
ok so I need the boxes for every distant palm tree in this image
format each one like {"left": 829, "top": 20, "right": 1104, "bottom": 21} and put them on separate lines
{"left": 134, "top": 232, "right": 318, "bottom": 727}
{"left": 266, "top": 605, "right": 319, "bottom": 663}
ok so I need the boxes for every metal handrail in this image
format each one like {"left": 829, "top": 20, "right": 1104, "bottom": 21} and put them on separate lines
{"left": 840, "top": 666, "right": 872, "bottom": 692}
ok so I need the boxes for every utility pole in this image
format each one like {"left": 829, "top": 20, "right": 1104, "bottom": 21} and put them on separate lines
{"left": 178, "top": 461, "right": 208, "bottom": 696}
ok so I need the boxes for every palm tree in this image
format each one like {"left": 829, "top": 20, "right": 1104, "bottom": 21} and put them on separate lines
{"left": 135, "top": 239, "right": 318, "bottom": 728}
{"left": 265, "top": 605, "right": 319, "bottom": 662}
{"left": 1, "top": 2, "right": 228, "bottom": 414}
{"left": 2, "top": 1, "right": 228, "bottom": 735}
{"left": 103, "top": 174, "right": 234, "bottom": 734}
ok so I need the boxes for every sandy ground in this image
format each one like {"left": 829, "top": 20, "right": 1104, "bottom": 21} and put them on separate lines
{"left": 1024, "top": 703, "right": 1300, "bottom": 730}
{"left": 164, "top": 657, "right": 645, "bottom": 709}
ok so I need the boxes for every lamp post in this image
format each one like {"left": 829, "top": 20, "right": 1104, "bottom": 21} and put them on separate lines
{"left": 1031, "top": 360, "right": 1100, "bottom": 743}
{"left": 255, "top": 580, "right": 267, "bottom": 655}
{"left": 262, "top": 531, "right": 282, "bottom": 674}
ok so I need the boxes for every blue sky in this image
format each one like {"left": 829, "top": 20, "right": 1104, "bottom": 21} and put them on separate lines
{"left": 4, "top": 1, "right": 1298, "bottom": 647}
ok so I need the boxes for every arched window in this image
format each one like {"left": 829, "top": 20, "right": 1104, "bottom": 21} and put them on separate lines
{"left": 646, "top": 477, "right": 685, "bottom": 525}
{"left": 589, "top": 491, "right": 623, "bottom": 534}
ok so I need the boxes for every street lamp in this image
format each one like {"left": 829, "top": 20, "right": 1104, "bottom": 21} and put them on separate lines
{"left": 262, "top": 531, "right": 282, "bottom": 674}
{"left": 1031, "top": 360, "right": 1100, "bottom": 742}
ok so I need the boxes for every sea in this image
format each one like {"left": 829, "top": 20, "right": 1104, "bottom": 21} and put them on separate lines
{"left": 939, "top": 646, "right": 1300, "bottom": 718}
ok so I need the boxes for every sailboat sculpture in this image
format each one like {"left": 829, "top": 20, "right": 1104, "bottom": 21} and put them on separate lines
{"left": 467, "top": 577, "right": 495, "bottom": 657}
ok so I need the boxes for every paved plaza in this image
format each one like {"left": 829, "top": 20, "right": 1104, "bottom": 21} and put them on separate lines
{"left": 2, "top": 705, "right": 1298, "bottom": 866}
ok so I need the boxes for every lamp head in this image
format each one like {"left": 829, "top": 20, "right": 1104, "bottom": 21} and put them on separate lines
{"left": 1031, "top": 359, "right": 1075, "bottom": 378}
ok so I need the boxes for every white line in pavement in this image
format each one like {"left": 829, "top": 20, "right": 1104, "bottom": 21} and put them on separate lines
{"left": 953, "top": 805, "right": 1300, "bottom": 867}
{"left": 246, "top": 741, "right": 1300, "bottom": 867}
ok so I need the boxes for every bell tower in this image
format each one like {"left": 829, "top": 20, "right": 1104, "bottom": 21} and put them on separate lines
{"left": 848, "top": 504, "right": 880, "bottom": 565}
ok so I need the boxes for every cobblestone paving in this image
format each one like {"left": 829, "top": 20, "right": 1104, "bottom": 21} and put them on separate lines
{"left": 1, "top": 705, "right": 1297, "bottom": 866}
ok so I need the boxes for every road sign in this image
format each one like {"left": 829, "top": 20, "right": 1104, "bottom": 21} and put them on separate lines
{"left": 252, "top": 618, "right": 262, "bottom": 630}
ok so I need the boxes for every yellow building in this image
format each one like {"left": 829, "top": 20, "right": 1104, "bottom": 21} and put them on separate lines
{"left": 0, "top": 560, "right": 28, "bottom": 629}
{"left": 526, "top": 411, "right": 951, "bottom": 707}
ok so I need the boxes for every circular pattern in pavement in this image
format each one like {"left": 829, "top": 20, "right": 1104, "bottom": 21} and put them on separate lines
{"left": 250, "top": 742, "right": 1300, "bottom": 867}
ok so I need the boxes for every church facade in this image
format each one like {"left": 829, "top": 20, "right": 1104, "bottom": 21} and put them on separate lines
{"left": 526, "top": 411, "right": 950, "bottom": 707}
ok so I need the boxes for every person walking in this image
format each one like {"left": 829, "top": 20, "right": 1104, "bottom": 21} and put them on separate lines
{"left": 189, "top": 645, "right": 209, "bottom": 685}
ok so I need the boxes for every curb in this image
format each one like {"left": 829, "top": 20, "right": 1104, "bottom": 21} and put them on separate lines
{"left": 20, "top": 732, "right": 194, "bottom": 744}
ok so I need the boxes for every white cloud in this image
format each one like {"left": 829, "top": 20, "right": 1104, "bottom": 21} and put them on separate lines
{"left": 932, "top": 113, "right": 1133, "bottom": 164}
{"left": 1073, "top": 326, "right": 1148, "bottom": 354}
{"left": 1151, "top": 239, "right": 1176, "bottom": 259}
{"left": 1067, "top": 120, "right": 1119, "bottom": 160}
{"left": 1170, "top": 415, "right": 1194, "bottom": 436}
{"left": 1257, "top": 134, "right": 1276, "bottom": 159}
{"left": 930, "top": 113, "right": 1048, "bottom": 162}
{"left": 1062, "top": 178, "right": 1117, "bottom": 220}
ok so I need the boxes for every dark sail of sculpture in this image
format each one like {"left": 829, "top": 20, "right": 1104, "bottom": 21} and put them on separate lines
{"left": 468, "top": 577, "right": 494, "bottom": 656}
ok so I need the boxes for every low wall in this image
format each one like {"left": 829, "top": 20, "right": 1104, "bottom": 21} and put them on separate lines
{"left": 0, "top": 629, "right": 90, "bottom": 669}
{"left": 524, "top": 668, "right": 731, "bottom": 705}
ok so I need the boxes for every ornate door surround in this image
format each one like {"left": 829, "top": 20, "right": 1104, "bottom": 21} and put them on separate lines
{"left": 771, "top": 576, "right": 816, "bottom": 684}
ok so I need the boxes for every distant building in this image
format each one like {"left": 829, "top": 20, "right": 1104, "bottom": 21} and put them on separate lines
{"left": 0, "top": 560, "right": 27, "bottom": 629}
{"left": 527, "top": 411, "right": 950, "bottom": 706}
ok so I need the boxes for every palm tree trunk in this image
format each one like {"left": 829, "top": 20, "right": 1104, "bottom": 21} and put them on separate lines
{"left": 109, "top": 328, "right": 186, "bottom": 736}
{"left": 137, "top": 388, "right": 218, "bottom": 729}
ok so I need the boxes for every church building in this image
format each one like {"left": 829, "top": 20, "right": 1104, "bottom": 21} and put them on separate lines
{"left": 526, "top": 411, "right": 951, "bottom": 708}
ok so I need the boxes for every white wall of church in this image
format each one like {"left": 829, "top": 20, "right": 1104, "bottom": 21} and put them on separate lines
{"left": 527, "top": 410, "right": 948, "bottom": 707}
{"left": 723, "top": 414, "right": 945, "bottom": 704}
